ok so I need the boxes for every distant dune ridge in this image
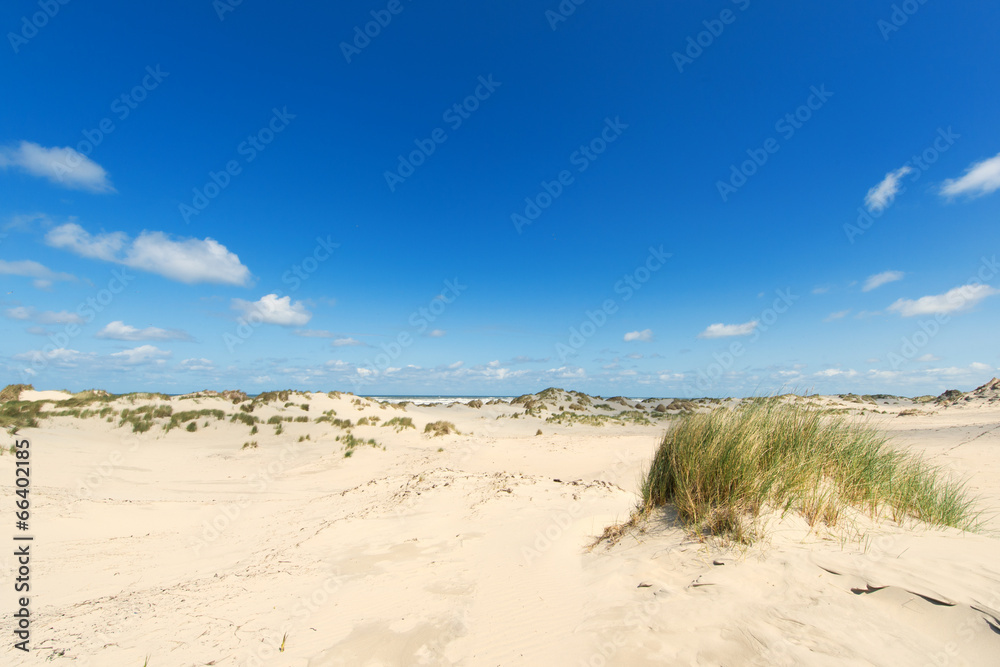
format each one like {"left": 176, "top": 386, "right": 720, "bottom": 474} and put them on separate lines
{"left": 2, "top": 382, "right": 999, "bottom": 665}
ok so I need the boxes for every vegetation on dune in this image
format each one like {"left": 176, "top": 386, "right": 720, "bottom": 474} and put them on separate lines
{"left": 255, "top": 390, "right": 293, "bottom": 404}
{"left": 0, "top": 401, "right": 44, "bottom": 431}
{"left": 424, "top": 420, "right": 458, "bottom": 437}
{"left": 164, "top": 409, "right": 225, "bottom": 432}
{"left": 0, "top": 384, "right": 34, "bottom": 402}
{"left": 231, "top": 412, "right": 259, "bottom": 427}
{"left": 339, "top": 432, "right": 383, "bottom": 457}
{"left": 636, "top": 399, "right": 980, "bottom": 543}
{"left": 381, "top": 416, "right": 415, "bottom": 432}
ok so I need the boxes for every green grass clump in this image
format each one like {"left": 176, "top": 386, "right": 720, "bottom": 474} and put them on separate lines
{"left": 0, "top": 384, "right": 33, "bottom": 402}
{"left": 424, "top": 420, "right": 457, "bottom": 437}
{"left": 639, "top": 400, "right": 979, "bottom": 543}
{"left": 0, "top": 401, "right": 44, "bottom": 431}
{"left": 341, "top": 433, "right": 382, "bottom": 457}
{"left": 164, "top": 409, "right": 225, "bottom": 432}
{"left": 130, "top": 418, "right": 153, "bottom": 433}
{"left": 381, "top": 416, "right": 414, "bottom": 432}
{"left": 186, "top": 422, "right": 197, "bottom": 432}
{"left": 615, "top": 410, "right": 652, "bottom": 425}
{"left": 231, "top": 412, "right": 258, "bottom": 427}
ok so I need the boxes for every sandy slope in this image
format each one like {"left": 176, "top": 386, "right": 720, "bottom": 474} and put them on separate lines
{"left": 1, "top": 390, "right": 998, "bottom": 666}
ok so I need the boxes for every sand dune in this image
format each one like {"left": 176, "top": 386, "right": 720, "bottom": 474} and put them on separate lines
{"left": 1, "top": 386, "right": 998, "bottom": 665}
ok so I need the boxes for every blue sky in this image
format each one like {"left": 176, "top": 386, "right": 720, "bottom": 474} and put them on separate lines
{"left": 1, "top": 1, "right": 999, "bottom": 397}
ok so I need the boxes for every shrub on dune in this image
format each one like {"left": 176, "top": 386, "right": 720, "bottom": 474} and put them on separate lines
{"left": 639, "top": 399, "right": 979, "bottom": 543}
{"left": 424, "top": 420, "right": 457, "bottom": 437}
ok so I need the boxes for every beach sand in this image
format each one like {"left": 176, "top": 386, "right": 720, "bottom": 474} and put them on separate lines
{"left": 2, "top": 388, "right": 998, "bottom": 666}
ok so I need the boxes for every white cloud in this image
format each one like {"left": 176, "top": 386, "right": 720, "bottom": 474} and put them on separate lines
{"left": 13, "top": 347, "right": 92, "bottom": 366}
{"left": 865, "top": 166, "right": 913, "bottom": 212}
{"left": 110, "top": 345, "right": 171, "bottom": 365}
{"left": 970, "top": 361, "right": 993, "bottom": 372}
{"left": 624, "top": 329, "right": 653, "bottom": 342}
{"left": 698, "top": 321, "right": 758, "bottom": 339}
{"left": 0, "top": 259, "right": 76, "bottom": 289}
{"left": 96, "top": 320, "right": 192, "bottom": 342}
{"left": 862, "top": 270, "right": 904, "bottom": 292}
{"left": 46, "top": 222, "right": 251, "bottom": 286}
{"left": 293, "top": 329, "right": 334, "bottom": 338}
{"left": 824, "top": 310, "right": 851, "bottom": 322}
{"left": 45, "top": 223, "right": 125, "bottom": 261}
{"left": 331, "top": 337, "right": 364, "bottom": 347}
{"left": 940, "top": 152, "right": 1000, "bottom": 198}
{"left": 5, "top": 306, "right": 83, "bottom": 325}
{"left": 814, "top": 368, "right": 858, "bottom": 378}
{"left": 448, "top": 361, "right": 464, "bottom": 369}
{"left": 179, "top": 357, "right": 214, "bottom": 371}
{"left": 887, "top": 284, "right": 999, "bottom": 317}
{"left": 0, "top": 141, "right": 114, "bottom": 193}
{"left": 546, "top": 366, "right": 585, "bottom": 379}
{"left": 916, "top": 353, "right": 939, "bottom": 362}
{"left": 232, "top": 294, "right": 311, "bottom": 326}
{"left": 428, "top": 329, "right": 446, "bottom": 337}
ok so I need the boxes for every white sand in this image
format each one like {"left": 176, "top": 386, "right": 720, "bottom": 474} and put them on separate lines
{"left": 1, "top": 389, "right": 998, "bottom": 665}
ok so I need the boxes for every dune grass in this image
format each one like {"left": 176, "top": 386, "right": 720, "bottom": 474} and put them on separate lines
{"left": 381, "top": 416, "right": 415, "bottom": 432}
{"left": 424, "top": 420, "right": 457, "bottom": 437}
{"left": 639, "top": 399, "right": 979, "bottom": 542}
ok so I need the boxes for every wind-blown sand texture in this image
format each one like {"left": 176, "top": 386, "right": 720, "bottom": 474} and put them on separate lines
{"left": 2, "top": 385, "right": 999, "bottom": 665}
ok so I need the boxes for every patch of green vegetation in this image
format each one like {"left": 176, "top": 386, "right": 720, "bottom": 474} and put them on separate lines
{"left": 267, "top": 415, "right": 283, "bottom": 425}
{"left": 48, "top": 389, "right": 116, "bottom": 408}
{"left": 231, "top": 412, "right": 259, "bottom": 427}
{"left": 315, "top": 409, "right": 341, "bottom": 423}
{"left": 381, "top": 416, "right": 414, "bottom": 432}
{"left": 0, "top": 384, "right": 33, "bottom": 402}
{"left": 615, "top": 410, "right": 652, "bottom": 425}
{"left": 165, "top": 409, "right": 225, "bottom": 432}
{"left": 186, "top": 422, "right": 197, "bottom": 432}
{"left": 545, "top": 411, "right": 611, "bottom": 427}
{"left": 638, "top": 401, "right": 980, "bottom": 543}
{"left": 242, "top": 440, "right": 258, "bottom": 450}
{"left": 293, "top": 415, "right": 308, "bottom": 423}
{"left": 0, "top": 401, "right": 44, "bottom": 431}
{"left": 341, "top": 433, "right": 383, "bottom": 457}
{"left": 255, "top": 390, "right": 292, "bottom": 405}
{"left": 424, "top": 420, "right": 458, "bottom": 437}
